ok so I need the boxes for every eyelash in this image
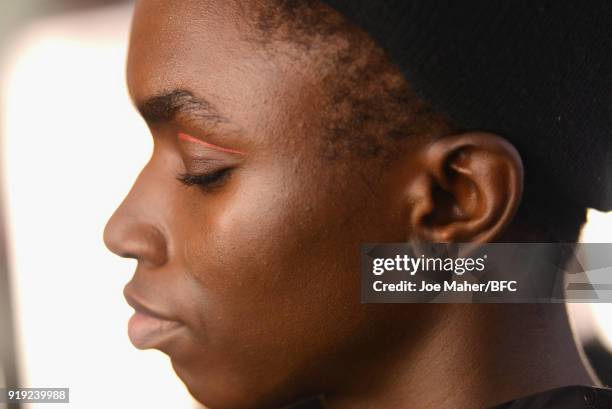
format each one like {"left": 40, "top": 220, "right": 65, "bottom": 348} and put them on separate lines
{"left": 177, "top": 168, "right": 233, "bottom": 191}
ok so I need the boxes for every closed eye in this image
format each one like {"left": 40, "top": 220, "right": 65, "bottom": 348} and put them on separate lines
{"left": 176, "top": 168, "right": 233, "bottom": 192}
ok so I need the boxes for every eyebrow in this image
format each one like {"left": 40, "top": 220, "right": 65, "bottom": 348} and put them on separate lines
{"left": 136, "top": 89, "right": 230, "bottom": 126}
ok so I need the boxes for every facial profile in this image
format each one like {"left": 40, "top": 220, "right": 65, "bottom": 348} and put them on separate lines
{"left": 105, "top": 2, "right": 428, "bottom": 407}
{"left": 103, "top": 1, "right": 607, "bottom": 408}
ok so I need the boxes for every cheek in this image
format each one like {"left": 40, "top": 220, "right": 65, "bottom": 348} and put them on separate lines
{"left": 176, "top": 164, "right": 371, "bottom": 340}
{"left": 171, "top": 158, "right": 402, "bottom": 400}
{"left": 181, "top": 166, "right": 341, "bottom": 307}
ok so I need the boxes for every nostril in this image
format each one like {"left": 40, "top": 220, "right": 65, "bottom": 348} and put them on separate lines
{"left": 120, "top": 252, "right": 140, "bottom": 260}
{"left": 104, "top": 218, "right": 168, "bottom": 268}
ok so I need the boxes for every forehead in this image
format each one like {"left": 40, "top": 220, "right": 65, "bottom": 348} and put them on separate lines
{"left": 128, "top": 0, "right": 248, "bottom": 99}
{"left": 128, "top": 0, "right": 308, "bottom": 129}
{"left": 127, "top": 0, "right": 340, "bottom": 155}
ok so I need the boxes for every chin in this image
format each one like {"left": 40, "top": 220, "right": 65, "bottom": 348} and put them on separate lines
{"left": 170, "top": 358, "right": 289, "bottom": 409}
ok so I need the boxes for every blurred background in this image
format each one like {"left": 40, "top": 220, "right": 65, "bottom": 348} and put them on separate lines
{"left": 0, "top": 1, "right": 198, "bottom": 408}
{"left": 0, "top": 1, "right": 610, "bottom": 409}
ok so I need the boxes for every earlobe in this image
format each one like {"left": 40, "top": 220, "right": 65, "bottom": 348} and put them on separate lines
{"left": 408, "top": 132, "right": 524, "bottom": 243}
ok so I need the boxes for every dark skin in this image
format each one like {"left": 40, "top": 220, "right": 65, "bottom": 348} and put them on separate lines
{"left": 104, "top": 1, "right": 595, "bottom": 408}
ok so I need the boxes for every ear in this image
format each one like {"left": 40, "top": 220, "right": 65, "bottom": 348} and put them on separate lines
{"left": 406, "top": 132, "right": 523, "bottom": 243}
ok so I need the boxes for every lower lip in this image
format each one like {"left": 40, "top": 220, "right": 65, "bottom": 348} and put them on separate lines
{"left": 128, "top": 311, "right": 184, "bottom": 350}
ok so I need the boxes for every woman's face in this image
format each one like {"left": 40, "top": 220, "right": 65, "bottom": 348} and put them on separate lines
{"left": 104, "top": 1, "right": 411, "bottom": 408}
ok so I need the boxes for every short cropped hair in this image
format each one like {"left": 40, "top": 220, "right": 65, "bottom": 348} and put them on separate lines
{"left": 245, "top": 0, "right": 587, "bottom": 243}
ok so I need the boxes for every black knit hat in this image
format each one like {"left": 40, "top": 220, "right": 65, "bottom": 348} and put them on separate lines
{"left": 324, "top": 0, "right": 612, "bottom": 211}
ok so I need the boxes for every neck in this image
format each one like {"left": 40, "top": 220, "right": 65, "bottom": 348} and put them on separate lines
{"left": 326, "top": 303, "right": 595, "bottom": 409}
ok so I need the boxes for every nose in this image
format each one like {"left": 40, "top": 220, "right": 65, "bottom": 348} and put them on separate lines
{"left": 104, "top": 188, "right": 168, "bottom": 268}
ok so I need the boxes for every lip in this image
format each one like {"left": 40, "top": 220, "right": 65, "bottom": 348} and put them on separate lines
{"left": 124, "top": 289, "right": 185, "bottom": 350}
